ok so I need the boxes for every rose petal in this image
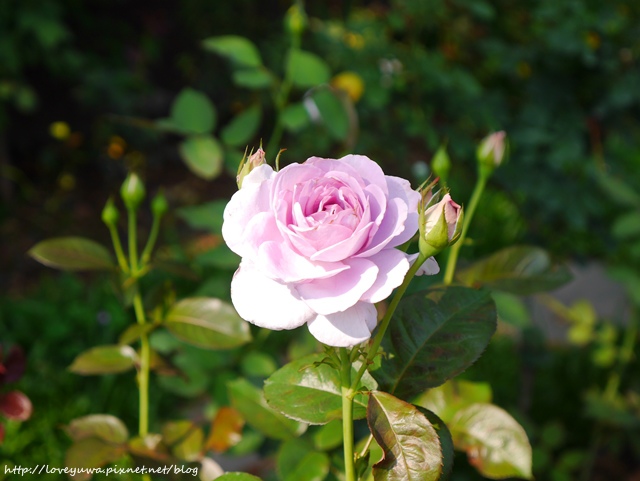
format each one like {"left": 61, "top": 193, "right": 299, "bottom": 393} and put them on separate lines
{"left": 357, "top": 197, "right": 408, "bottom": 257}
{"left": 0, "top": 391, "right": 32, "bottom": 421}
{"left": 231, "top": 262, "right": 315, "bottom": 330}
{"left": 360, "top": 249, "right": 411, "bottom": 303}
{"left": 407, "top": 254, "right": 440, "bottom": 276}
{"left": 256, "top": 241, "right": 348, "bottom": 282}
{"left": 307, "top": 302, "right": 378, "bottom": 347}
{"left": 296, "top": 258, "right": 379, "bottom": 315}
{"left": 384, "top": 175, "right": 420, "bottom": 247}
{"left": 338, "top": 155, "right": 388, "bottom": 195}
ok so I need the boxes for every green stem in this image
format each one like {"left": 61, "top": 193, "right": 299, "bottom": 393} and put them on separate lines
{"left": 443, "top": 174, "right": 487, "bottom": 285}
{"left": 140, "top": 214, "right": 161, "bottom": 266}
{"left": 108, "top": 225, "right": 129, "bottom": 274}
{"left": 127, "top": 209, "right": 139, "bottom": 274}
{"left": 340, "top": 348, "right": 356, "bottom": 481}
{"left": 133, "top": 291, "right": 150, "bottom": 438}
{"left": 350, "top": 253, "right": 426, "bottom": 391}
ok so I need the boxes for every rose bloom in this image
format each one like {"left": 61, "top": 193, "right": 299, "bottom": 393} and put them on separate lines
{"left": 222, "top": 155, "right": 438, "bottom": 347}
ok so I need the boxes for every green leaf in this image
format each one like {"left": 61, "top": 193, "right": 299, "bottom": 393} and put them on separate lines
{"left": 415, "top": 379, "right": 493, "bottom": 424}
{"left": 287, "top": 49, "right": 331, "bottom": 88}
{"left": 264, "top": 353, "right": 378, "bottom": 424}
{"left": 170, "top": 88, "right": 216, "bottom": 134}
{"left": 202, "top": 35, "right": 262, "bottom": 68}
{"left": 118, "top": 323, "right": 156, "bottom": 346}
{"left": 376, "top": 286, "right": 496, "bottom": 399}
{"left": 215, "top": 474, "right": 263, "bottom": 481}
{"left": 179, "top": 135, "right": 224, "bottom": 180}
{"left": 277, "top": 439, "right": 330, "bottom": 481}
{"left": 311, "top": 89, "right": 350, "bottom": 140}
{"left": 68, "top": 345, "right": 138, "bottom": 375}
{"left": 448, "top": 403, "right": 533, "bottom": 479}
{"left": 221, "top": 105, "right": 262, "bottom": 147}
{"left": 492, "top": 291, "right": 531, "bottom": 328}
{"left": 597, "top": 173, "right": 640, "bottom": 207}
{"left": 312, "top": 419, "right": 343, "bottom": 451}
{"left": 66, "top": 414, "right": 129, "bottom": 444}
{"left": 65, "top": 437, "right": 126, "bottom": 481}
{"left": 195, "top": 243, "right": 241, "bottom": 270}
{"left": 165, "top": 297, "right": 251, "bottom": 349}
{"left": 418, "top": 407, "right": 454, "bottom": 481}
{"left": 28, "top": 237, "right": 114, "bottom": 271}
{"left": 612, "top": 211, "right": 640, "bottom": 240}
{"left": 281, "top": 103, "right": 311, "bottom": 132}
{"left": 232, "top": 68, "right": 274, "bottom": 89}
{"left": 162, "top": 420, "right": 204, "bottom": 462}
{"left": 228, "top": 378, "right": 307, "bottom": 440}
{"left": 456, "top": 245, "right": 572, "bottom": 295}
{"left": 367, "top": 391, "right": 443, "bottom": 481}
{"left": 240, "top": 351, "right": 278, "bottom": 378}
{"left": 176, "top": 200, "right": 228, "bottom": 233}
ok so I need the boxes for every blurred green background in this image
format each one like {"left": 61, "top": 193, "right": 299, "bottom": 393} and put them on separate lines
{"left": 1, "top": 0, "right": 640, "bottom": 480}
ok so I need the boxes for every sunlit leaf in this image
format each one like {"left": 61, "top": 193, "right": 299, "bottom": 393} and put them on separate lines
{"left": 449, "top": 403, "right": 532, "bottom": 479}
{"left": 367, "top": 391, "right": 442, "bottom": 481}
{"left": 312, "top": 419, "right": 343, "bottom": 451}
{"left": 28, "top": 237, "right": 114, "bottom": 271}
{"left": 170, "top": 88, "right": 216, "bottom": 134}
{"left": 118, "top": 323, "right": 156, "bottom": 346}
{"left": 68, "top": 345, "right": 138, "bottom": 375}
{"left": 66, "top": 414, "right": 129, "bottom": 444}
{"left": 65, "top": 437, "right": 126, "bottom": 481}
{"left": 228, "top": 378, "right": 307, "bottom": 440}
{"left": 215, "top": 473, "right": 262, "bottom": 481}
{"left": 162, "top": 420, "right": 204, "bottom": 462}
{"left": 206, "top": 406, "right": 245, "bottom": 453}
{"left": 415, "top": 379, "right": 493, "bottom": 424}
{"left": 128, "top": 433, "right": 170, "bottom": 461}
{"left": 376, "top": 286, "right": 496, "bottom": 399}
{"left": 456, "top": 246, "right": 571, "bottom": 295}
{"left": 202, "top": 36, "right": 262, "bottom": 67}
{"left": 221, "top": 105, "right": 262, "bottom": 147}
{"left": 280, "top": 103, "right": 310, "bottom": 132}
{"left": 232, "top": 68, "right": 274, "bottom": 89}
{"left": 264, "top": 353, "right": 377, "bottom": 424}
{"left": 179, "top": 135, "right": 224, "bottom": 180}
{"left": 165, "top": 297, "right": 251, "bottom": 349}
{"left": 287, "top": 49, "right": 331, "bottom": 88}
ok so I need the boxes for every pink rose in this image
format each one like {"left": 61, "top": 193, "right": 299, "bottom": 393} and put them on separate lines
{"left": 222, "top": 155, "right": 438, "bottom": 347}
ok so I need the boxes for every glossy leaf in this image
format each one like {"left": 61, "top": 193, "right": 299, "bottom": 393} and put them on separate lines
{"left": 264, "top": 353, "right": 378, "bottom": 424}
{"left": 228, "top": 378, "right": 306, "bottom": 440}
{"left": 448, "top": 403, "right": 532, "bottom": 479}
{"left": 312, "top": 89, "right": 350, "bottom": 140}
{"left": 277, "top": 439, "right": 314, "bottom": 480}
{"left": 66, "top": 414, "right": 129, "bottom": 444}
{"left": 220, "top": 105, "right": 262, "bottom": 147}
{"left": 28, "top": 237, "right": 114, "bottom": 271}
{"left": 215, "top": 473, "right": 262, "bottom": 481}
{"left": 179, "top": 135, "right": 224, "bottom": 180}
{"left": 377, "top": 286, "right": 496, "bottom": 399}
{"left": 284, "top": 451, "right": 330, "bottom": 481}
{"left": 0, "top": 391, "right": 32, "bottom": 421}
{"left": 415, "top": 380, "right": 493, "bottom": 423}
{"left": 456, "top": 246, "right": 571, "bottom": 295}
{"left": 170, "top": 88, "right": 216, "bottom": 134}
{"left": 165, "top": 297, "right": 251, "bottom": 349}
{"left": 367, "top": 391, "right": 442, "bottom": 481}
{"left": 281, "top": 103, "right": 310, "bottom": 132}
{"left": 232, "top": 67, "right": 274, "bottom": 89}
{"left": 287, "top": 49, "right": 331, "bottom": 88}
{"left": 68, "top": 345, "right": 138, "bottom": 375}
{"left": 206, "top": 406, "right": 245, "bottom": 453}
{"left": 418, "top": 407, "right": 454, "bottom": 481}
{"left": 202, "top": 35, "right": 262, "bottom": 67}
{"left": 162, "top": 420, "right": 204, "bottom": 462}
{"left": 176, "top": 199, "right": 227, "bottom": 233}
{"left": 66, "top": 437, "right": 126, "bottom": 481}
{"left": 312, "top": 419, "right": 343, "bottom": 451}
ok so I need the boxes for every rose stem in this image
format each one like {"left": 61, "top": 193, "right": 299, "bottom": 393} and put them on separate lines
{"left": 443, "top": 174, "right": 487, "bottom": 285}
{"left": 340, "top": 347, "right": 356, "bottom": 481}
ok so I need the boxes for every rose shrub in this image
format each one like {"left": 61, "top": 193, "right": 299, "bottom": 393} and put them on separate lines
{"left": 222, "top": 155, "right": 438, "bottom": 347}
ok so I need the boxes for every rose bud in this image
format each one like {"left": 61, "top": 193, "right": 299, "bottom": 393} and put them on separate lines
{"left": 237, "top": 147, "right": 266, "bottom": 188}
{"left": 120, "top": 172, "right": 146, "bottom": 210}
{"left": 419, "top": 193, "right": 463, "bottom": 256}
{"left": 477, "top": 131, "right": 507, "bottom": 177}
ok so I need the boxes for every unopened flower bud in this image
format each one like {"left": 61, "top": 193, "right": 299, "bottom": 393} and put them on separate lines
{"left": 237, "top": 148, "right": 266, "bottom": 188}
{"left": 477, "top": 131, "right": 507, "bottom": 177}
{"left": 151, "top": 190, "right": 169, "bottom": 217}
{"left": 284, "top": 4, "right": 307, "bottom": 37}
{"left": 120, "top": 172, "right": 146, "bottom": 210}
{"left": 101, "top": 197, "right": 119, "bottom": 227}
{"left": 419, "top": 193, "right": 463, "bottom": 257}
{"left": 431, "top": 144, "right": 451, "bottom": 185}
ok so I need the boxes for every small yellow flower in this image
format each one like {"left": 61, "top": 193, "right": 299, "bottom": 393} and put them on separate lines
{"left": 331, "top": 71, "right": 365, "bottom": 103}
{"left": 49, "top": 121, "right": 70, "bottom": 140}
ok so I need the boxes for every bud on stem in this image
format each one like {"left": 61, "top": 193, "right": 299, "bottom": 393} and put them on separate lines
{"left": 120, "top": 172, "right": 146, "bottom": 211}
